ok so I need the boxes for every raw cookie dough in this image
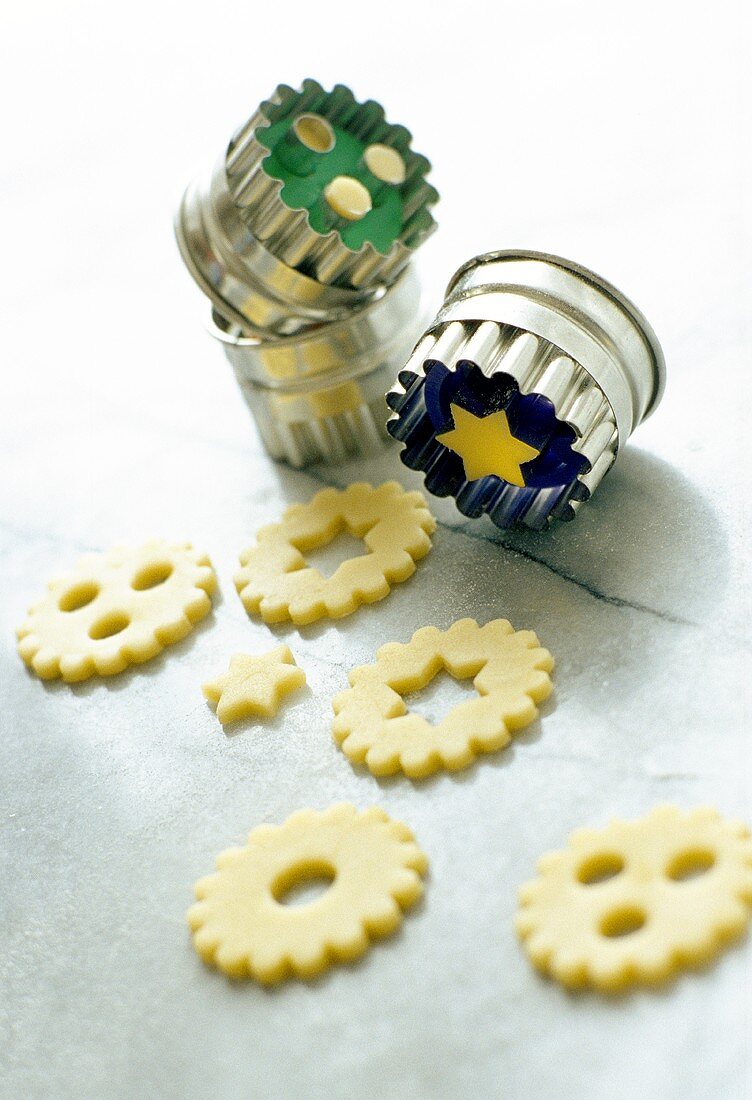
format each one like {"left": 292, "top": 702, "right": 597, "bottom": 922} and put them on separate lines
{"left": 202, "top": 646, "right": 306, "bottom": 725}
{"left": 17, "top": 540, "right": 217, "bottom": 681}
{"left": 187, "top": 803, "right": 428, "bottom": 984}
{"left": 332, "top": 617, "right": 554, "bottom": 779}
{"left": 516, "top": 805, "right": 752, "bottom": 993}
{"left": 234, "top": 481, "right": 436, "bottom": 626}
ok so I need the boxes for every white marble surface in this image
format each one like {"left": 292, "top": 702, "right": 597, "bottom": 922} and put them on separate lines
{"left": 1, "top": 1, "right": 751, "bottom": 1097}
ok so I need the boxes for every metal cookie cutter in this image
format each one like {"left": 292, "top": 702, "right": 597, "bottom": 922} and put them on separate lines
{"left": 387, "top": 250, "right": 666, "bottom": 530}
{"left": 175, "top": 79, "right": 438, "bottom": 467}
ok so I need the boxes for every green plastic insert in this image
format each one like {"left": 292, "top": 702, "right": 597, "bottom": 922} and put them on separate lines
{"left": 259, "top": 116, "right": 404, "bottom": 254}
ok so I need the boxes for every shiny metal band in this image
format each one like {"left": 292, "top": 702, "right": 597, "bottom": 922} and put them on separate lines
{"left": 210, "top": 268, "right": 422, "bottom": 467}
{"left": 439, "top": 250, "right": 666, "bottom": 443}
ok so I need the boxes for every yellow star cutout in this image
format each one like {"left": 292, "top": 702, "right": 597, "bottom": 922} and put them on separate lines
{"left": 202, "top": 645, "right": 306, "bottom": 726}
{"left": 436, "top": 404, "right": 540, "bottom": 487}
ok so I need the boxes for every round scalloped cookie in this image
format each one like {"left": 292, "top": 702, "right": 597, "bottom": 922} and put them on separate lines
{"left": 516, "top": 805, "right": 752, "bottom": 992}
{"left": 17, "top": 540, "right": 217, "bottom": 681}
{"left": 187, "top": 804, "right": 428, "bottom": 983}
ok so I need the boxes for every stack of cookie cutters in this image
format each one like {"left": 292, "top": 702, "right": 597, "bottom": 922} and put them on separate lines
{"left": 176, "top": 80, "right": 665, "bottom": 529}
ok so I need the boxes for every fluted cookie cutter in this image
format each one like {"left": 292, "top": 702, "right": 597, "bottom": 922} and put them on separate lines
{"left": 176, "top": 79, "right": 437, "bottom": 467}
{"left": 387, "top": 250, "right": 666, "bottom": 530}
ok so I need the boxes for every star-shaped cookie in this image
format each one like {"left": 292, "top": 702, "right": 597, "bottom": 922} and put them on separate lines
{"left": 202, "top": 646, "right": 306, "bottom": 726}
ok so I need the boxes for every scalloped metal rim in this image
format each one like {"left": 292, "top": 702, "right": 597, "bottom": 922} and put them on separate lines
{"left": 387, "top": 319, "right": 620, "bottom": 528}
{"left": 225, "top": 79, "right": 438, "bottom": 291}
{"left": 446, "top": 250, "right": 666, "bottom": 419}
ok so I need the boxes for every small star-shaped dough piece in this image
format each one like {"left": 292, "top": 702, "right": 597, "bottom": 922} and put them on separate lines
{"left": 202, "top": 646, "right": 306, "bottom": 726}
{"left": 436, "top": 404, "right": 540, "bottom": 487}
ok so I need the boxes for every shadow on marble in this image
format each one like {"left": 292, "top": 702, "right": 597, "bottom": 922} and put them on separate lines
{"left": 256, "top": 445, "right": 729, "bottom": 628}
{"left": 475, "top": 447, "right": 730, "bottom": 626}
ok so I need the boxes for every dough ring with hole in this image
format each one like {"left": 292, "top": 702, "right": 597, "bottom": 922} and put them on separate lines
{"left": 332, "top": 617, "right": 554, "bottom": 779}
{"left": 516, "top": 805, "right": 752, "bottom": 993}
{"left": 234, "top": 481, "right": 436, "bottom": 626}
{"left": 187, "top": 803, "right": 428, "bottom": 984}
{"left": 16, "top": 540, "right": 217, "bottom": 682}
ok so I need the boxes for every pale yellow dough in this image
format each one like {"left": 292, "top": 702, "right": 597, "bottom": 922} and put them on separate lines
{"left": 234, "top": 481, "right": 436, "bottom": 626}
{"left": 17, "top": 540, "right": 217, "bottom": 682}
{"left": 187, "top": 803, "right": 428, "bottom": 984}
{"left": 202, "top": 646, "right": 306, "bottom": 726}
{"left": 436, "top": 405, "right": 540, "bottom": 486}
{"left": 332, "top": 617, "right": 554, "bottom": 779}
{"left": 516, "top": 805, "right": 752, "bottom": 993}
